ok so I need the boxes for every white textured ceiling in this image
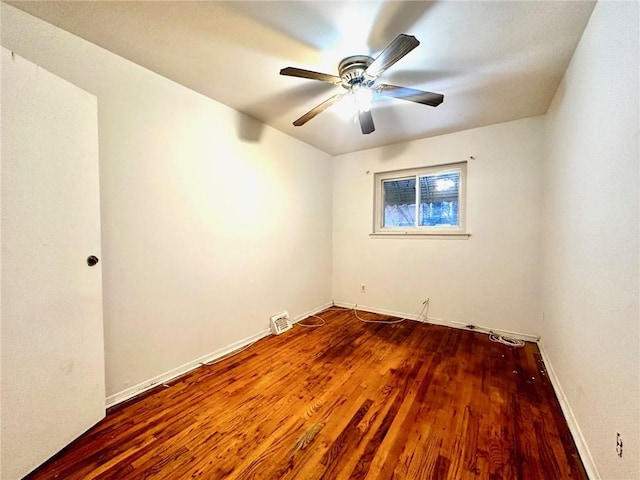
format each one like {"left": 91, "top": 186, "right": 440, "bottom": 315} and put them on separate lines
{"left": 7, "top": 1, "right": 595, "bottom": 155}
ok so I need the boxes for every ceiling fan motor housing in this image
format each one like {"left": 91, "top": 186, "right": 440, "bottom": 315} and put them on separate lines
{"left": 338, "top": 55, "right": 375, "bottom": 89}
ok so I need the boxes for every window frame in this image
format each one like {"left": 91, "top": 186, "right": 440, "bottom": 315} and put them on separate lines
{"left": 372, "top": 162, "right": 468, "bottom": 237}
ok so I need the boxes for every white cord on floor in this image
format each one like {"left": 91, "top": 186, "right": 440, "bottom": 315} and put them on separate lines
{"left": 295, "top": 306, "right": 347, "bottom": 328}
{"left": 488, "top": 333, "right": 525, "bottom": 348}
{"left": 354, "top": 306, "right": 405, "bottom": 324}
{"left": 296, "top": 300, "right": 433, "bottom": 329}
{"left": 296, "top": 314, "right": 326, "bottom": 328}
{"left": 354, "top": 299, "right": 430, "bottom": 325}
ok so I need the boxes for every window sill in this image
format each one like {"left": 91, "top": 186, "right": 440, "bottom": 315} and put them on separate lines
{"left": 370, "top": 232, "right": 471, "bottom": 239}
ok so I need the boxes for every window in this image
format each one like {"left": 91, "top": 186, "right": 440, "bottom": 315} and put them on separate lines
{"left": 373, "top": 162, "right": 467, "bottom": 235}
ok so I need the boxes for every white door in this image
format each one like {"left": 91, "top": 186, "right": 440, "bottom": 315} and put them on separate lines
{"left": 1, "top": 48, "right": 105, "bottom": 479}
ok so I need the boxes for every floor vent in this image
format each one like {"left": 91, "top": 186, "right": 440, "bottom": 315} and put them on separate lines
{"left": 270, "top": 311, "right": 292, "bottom": 335}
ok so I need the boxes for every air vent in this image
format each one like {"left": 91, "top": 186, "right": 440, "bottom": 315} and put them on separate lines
{"left": 270, "top": 311, "right": 292, "bottom": 335}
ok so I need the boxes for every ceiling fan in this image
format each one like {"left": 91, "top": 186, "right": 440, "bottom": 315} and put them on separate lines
{"left": 280, "top": 34, "right": 444, "bottom": 135}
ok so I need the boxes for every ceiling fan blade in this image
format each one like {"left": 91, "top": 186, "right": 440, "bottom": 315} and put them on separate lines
{"left": 359, "top": 109, "right": 375, "bottom": 135}
{"left": 293, "top": 93, "right": 345, "bottom": 126}
{"left": 365, "top": 34, "right": 420, "bottom": 78}
{"left": 377, "top": 84, "right": 444, "bottom": 107}
{"left": 280, "top": 67, "right": 342, "bottom": 85}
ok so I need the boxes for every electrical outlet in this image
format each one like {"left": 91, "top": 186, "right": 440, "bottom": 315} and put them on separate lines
{"left": 361, "top": 284, "right": 366, "bottom": 293}
{"left": 616, "top": 432, "right": 623, "bottom": 458}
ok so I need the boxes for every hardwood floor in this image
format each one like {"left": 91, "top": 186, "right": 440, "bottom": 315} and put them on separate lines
{"left": 25, "top": 308, "right": 587, "bottom": 479}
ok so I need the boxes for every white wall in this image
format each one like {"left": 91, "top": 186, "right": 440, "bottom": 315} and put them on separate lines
{"left": 1, "top": 4, "right": 333, "bottom": 401}
{"left": 542, "top": 2, "right": 639, "bottom": 479}
{"left": 332, "top": 117, "right": 544, "bottom": 336}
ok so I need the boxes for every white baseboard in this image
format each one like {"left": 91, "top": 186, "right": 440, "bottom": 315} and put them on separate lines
{"left": 424, "top": 314, "right": 540, "bottom": 343}
{"left": 105, "top": 302, "right": 335, "bottom": 409}
{"left": 538, "top": 342, "right": 600, "bottom": 479}
{"left": 334, "top": 301, "right": 424, "bottom": 322}
{"left": 333, "top": 301, "right": 540, "bottom": 342}
{"left": 105, "top": 328, "right": 270, "bottom": 408}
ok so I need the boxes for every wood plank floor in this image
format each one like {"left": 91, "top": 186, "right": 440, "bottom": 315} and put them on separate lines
{"left": 25, "top": 308, "right": 587, "bottom": 480}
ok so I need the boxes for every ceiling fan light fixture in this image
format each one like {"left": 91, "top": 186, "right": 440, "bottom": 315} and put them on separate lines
{"left": 353, "top": 85, "right": 373, "bottom": 112}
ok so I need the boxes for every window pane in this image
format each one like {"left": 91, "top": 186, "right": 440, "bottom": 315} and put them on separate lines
{"left": 374, "top": 162, "right": 466, "bottom": 235}
{"left": 418, "top": 172, "right": 459, "bottom": 226}
{"left": 383, "top": 178, "right": 416, "bottom": 227}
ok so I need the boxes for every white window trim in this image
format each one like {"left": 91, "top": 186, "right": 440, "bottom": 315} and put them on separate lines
{"left": 372, "top": 162, "right": 469, "bottom": 237}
